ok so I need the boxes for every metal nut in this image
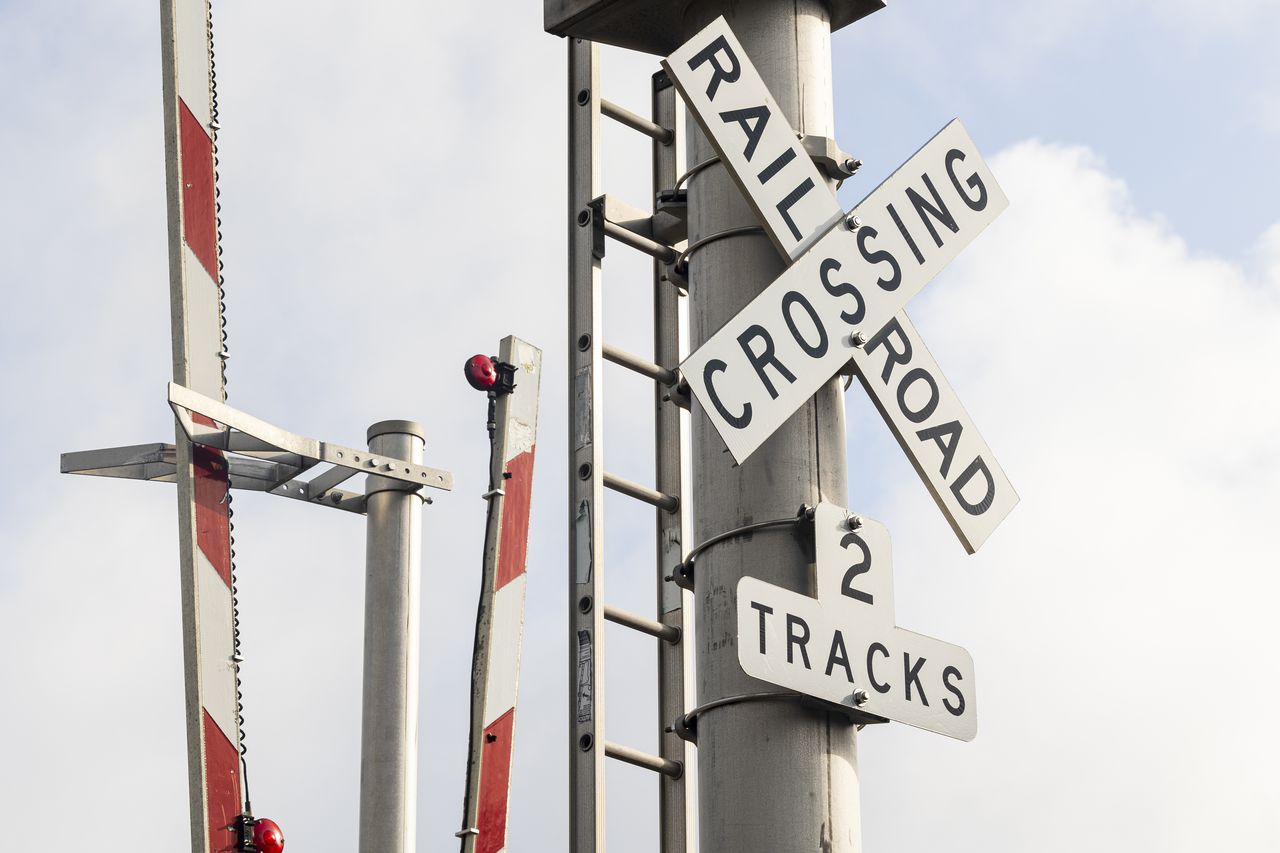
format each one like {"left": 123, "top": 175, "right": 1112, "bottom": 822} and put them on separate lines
{"left": 843, "top": 157, "right": 862, "bottom": 174}
{"left": 848, "top": 331, "right": 868, "bottom": 348}
{"left": 853, "top": 689, "right": 869, "bottom": 706}
{"left": 845, "top": 213, "right": 862, "bottom": 230}
{"left": 846, "top": 513, "right": 863, "bottom": 530}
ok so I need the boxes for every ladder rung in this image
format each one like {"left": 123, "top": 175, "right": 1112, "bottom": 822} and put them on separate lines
{"left": 602, "top": 344, "right": 677, "bottom": 387}
{"left": 603, "top": 604, "right": 680, "bottom": 644}
{"left": 600, "top": 98, "right": 675, "bottom": 145}
{"left": 604, "top": 741, "right": 683, "bottom": 778}
{"left": 602, "top": 220, "right": 678, "bottom": 264}
{"left": 603, "top": 471, "right": 678, "bottom": 512}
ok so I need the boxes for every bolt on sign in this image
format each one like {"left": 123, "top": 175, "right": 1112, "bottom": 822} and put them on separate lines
{"left": 737, "top": 503, "right": 977, "bottom": 741}
{"left": 664, "top": 16, "right": 1017, "bottom": 553}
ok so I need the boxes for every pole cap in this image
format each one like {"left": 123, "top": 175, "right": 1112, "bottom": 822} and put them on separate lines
{"left": 367, "top": 419, "right": 426, "bottom": 443}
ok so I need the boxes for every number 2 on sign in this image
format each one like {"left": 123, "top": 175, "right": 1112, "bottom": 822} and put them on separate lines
{"left": 840, "top": 531, "right": 873, "bottom": 605}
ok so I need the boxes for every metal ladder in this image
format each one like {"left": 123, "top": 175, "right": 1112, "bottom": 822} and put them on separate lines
{"left": 567, "top": 38, "right": 697, "bottom": 853}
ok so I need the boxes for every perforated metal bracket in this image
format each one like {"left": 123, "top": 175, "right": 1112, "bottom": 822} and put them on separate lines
{"left": 801, "top": 134, "right": 862, "bottom": 181}
{"left": 59, "top": 384, "right": 453, "bottom": 516}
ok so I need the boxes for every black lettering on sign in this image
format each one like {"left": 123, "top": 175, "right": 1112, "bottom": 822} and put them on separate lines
{"left": 951, "top": 456, "right": 996, "bottom": 515}
{"left": 687, "top": 35, "right": 740, "bottom": 101}
{"left": 737, "top": 324, "right": 796, "bottom": 400}
{"left": 867, "top": 643, "right": 891, "bottom": 693}
{"left": 864, "top": 317, "right": 912, "bottom": 383}
{"left": 786, "top": 614, "right": 812, "bottom": 669}
{"left": 757, "top": 147, "right": 796, "bottom": 184}
{"left": 896, "top": 367, "right": 940, "bottom": 424}
{"left": 703, "top": 359, "right": 752, "bottom": 429}
{"left": 839, "top": 531, "right": 873, "bottom": 605}
{"left": 750, "top": 601, "right": 774, "bottom": 654}
{"left": 903, "top": 653, "right": 929, "bottom": 705}
{"left": 856, "top": 225, "right": 902, "bottom": 292}
{"left": 887, "top": 203, "right": 925, "bottom": 265}
{"left": 825, "top": 630, "right": 854, "bottom": 682}
{"left": 781, "top": 291, "right": 828, "bottom": 358}
{"left": 946, "top": 149, "right": 988, "bottom": 212}
{"left": 906, "top": 174, "right": 958, "bottom": 249}
{"left": 719, "top": 106, "right": 770, "bottom": 161}
{"left": 819, "top": 258, "right": 865, "bottom": 325}
{"left": 917, "top": 420, "right": 963, "bottom": 478}
{"left": 777, "top": 178, "right": 816, "bottom": 242}
{"left": 943, "top": 665, "right": 966, "bottom": 716}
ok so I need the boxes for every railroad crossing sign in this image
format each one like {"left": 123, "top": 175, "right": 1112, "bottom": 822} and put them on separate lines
{"left": 737, "top": 503, "right": 976, "bottom": 741}
{"left": 664, "top": 17, "right": 1017, "bottom": 553}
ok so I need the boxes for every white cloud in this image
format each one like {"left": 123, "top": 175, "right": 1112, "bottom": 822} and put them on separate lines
{"left": 848, "top": 139, "right": 1280, "bottom": 851}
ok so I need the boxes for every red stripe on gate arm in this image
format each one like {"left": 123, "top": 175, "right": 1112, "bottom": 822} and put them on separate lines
{"left": 476, "top": 708, "right": 517, "bottom": 853}
{"left": 178, "top": 99, "right": 219, "bottom": 280}
{"left": 495, "top": 448, "right": 535, "bottom": 590}
{"left": 203, "top": 709, "right": 242, "bottom": 853}
{"left": 193, "top": 445, "right": 232, "bottom": 588}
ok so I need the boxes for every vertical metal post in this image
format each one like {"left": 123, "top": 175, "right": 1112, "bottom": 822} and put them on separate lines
{"left": 652, "top": 70, "right": 695, "bottom": 853}
{"left": 682, "top": 2, "right": 862, "bottom": 852}
{"left": 359, "top": 420, "right": 427, "bottom": 853}
{"left": 568, "top": 37, "right": 607, "bottom": 853}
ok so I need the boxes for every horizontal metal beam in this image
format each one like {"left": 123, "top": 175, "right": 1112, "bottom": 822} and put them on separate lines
{"left": 602, "top": 344, "right": 677, "bottom": 386}
{"left": 600, "top": 98, "right": 673, "bottom": 145}
{"left": 602, "top": 471, "right": 678, "bottom": 512}
{"left": 604, "top": 741, "right": 682, "bottom": 778}
{"left": 603, "top": 604, "right": 680, "bottom": 644}
{"left": 602, "top": 220, "right": 678, "bottom": 264}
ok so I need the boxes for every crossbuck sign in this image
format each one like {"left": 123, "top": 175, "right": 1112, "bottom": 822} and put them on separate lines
{"left": 664, "top": 17, "right": 1018, "bottom": 554}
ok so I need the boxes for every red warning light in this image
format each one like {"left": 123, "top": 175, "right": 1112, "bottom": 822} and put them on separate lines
{"left": 465, "top": 354, "right": 498, "bottom": 391}
{"left": 252, "top": 818, "right": 285, "bottom": 853}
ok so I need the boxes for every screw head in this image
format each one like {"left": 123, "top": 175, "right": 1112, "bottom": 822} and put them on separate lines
{"left": 848, "top": 331, "right": 868, "bottom": 348}
{"left": 854, "top": 689, "right": 869, "bottom": 706}
{"left": 845, "top": 213, "right": 863, "bottom": 230}
{"left": 847, "top": 513, "right": 863, "bottom": 530}
{"left": 844, "top": 157, "right": 862, "bottom": 173}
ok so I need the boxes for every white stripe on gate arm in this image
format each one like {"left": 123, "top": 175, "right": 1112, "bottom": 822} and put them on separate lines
{"left": 661, "top": 15, "right": 844, "bottom": 261}
{"left": 680, "top": 119, "right": 1007, "bottom": 465}
{"left": 173, "top": 0, "right": 213, "bottom": 130}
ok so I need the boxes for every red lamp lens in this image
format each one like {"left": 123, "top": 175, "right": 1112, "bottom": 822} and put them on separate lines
{"left": 465, "top": 354, "right": 498, "bottom": 391}
{"left": 252, "top": 818, "right": 285, "bottom": 853}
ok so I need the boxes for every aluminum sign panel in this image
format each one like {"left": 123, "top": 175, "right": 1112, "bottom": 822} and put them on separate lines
{"left": 851, "top": 313, "right": 1018, "bottom": 554}
{"left": 682, "top": 119, "right": 1007, "bottom": 464}
{"left": 662, "top": 16, "right": 843, "bottom": 260}
{"left": 737, "top": 502, "right": 977, "bottom": 741}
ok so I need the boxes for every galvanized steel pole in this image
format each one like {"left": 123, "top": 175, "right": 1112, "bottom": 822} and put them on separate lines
{"left": 358, "top": 420, "right": 427, "bottom": 853}
{"left": 682, "top": 2, "right": 862, "bottom": 851}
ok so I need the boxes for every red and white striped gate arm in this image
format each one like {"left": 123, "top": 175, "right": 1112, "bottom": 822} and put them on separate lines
{"left": 158, "top": 2, "right": 243, "bottom": 851}
{"left": 459, "top": 337, "right": 543, "bottom": 853}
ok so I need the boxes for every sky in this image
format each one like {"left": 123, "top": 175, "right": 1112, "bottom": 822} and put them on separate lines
{"left": 2, "top": 1, "right": 1278, "bottom": 851}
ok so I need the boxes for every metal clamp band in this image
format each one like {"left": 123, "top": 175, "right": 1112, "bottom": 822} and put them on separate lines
{"left": 673, "top": 154, "right": 721, "bottom": 190}
{"left": 668, "top": 690, "right": 886, "bottom": 744}
{"left": 673, "top": 225, "right": 766, "bottom": 277}
{"left": 667, "top": 505, "right": 812, "bottom": 591}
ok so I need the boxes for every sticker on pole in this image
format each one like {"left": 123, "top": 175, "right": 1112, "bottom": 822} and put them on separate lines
{"left": 737, "top": 503, "right": 977, "bottom": 741}
{"left": 681, "top": 118, "right": 1007, "bottom": 465}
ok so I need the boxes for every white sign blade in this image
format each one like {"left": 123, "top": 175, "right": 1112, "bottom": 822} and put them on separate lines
{"left": 682, "top": 119, "right": 1008, "bottom": 464}
{"left": 852, "top": 312, "right": 1019, "bottom": 554}
{"left": 738, "top": 575, "right": 977, "bottom": 741}
{"left": 662, "top": 16, "right": 843, "bottom": 260}
{"left": 813, "top": 502, "right": 896, "bottom": 622}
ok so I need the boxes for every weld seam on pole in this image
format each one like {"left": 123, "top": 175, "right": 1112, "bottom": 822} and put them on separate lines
{"left": 602, "top": 471, "right": 678, "bottom": 512}
{"left": 603, "top": 604, "right": 681, "bottom": 644}
{"left": 600, "top": 98, "right": 674, "bottom": 144}
{"left": 604, "top": 741, "right": 683, "bottom": 778}
{"left": 602, "top": 220, "right": 678, "bottom": 264}
{"left": 602, "top": 344, "right": 677, "bottom": 386}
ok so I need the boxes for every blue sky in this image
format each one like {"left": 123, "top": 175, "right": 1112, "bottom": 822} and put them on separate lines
{"left": 2, "top": 1, "right": 1278, "bottom": 851}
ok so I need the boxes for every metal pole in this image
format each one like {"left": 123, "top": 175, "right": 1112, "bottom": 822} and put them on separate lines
{"left": 359, "top": 419, "right": 427, "bottom": 853}
{"left": 681, "top": 2, "right": 861, "bottom": 851}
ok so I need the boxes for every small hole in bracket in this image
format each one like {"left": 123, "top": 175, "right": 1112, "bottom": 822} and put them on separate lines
{"left": 578, "top": 463, "right": 592, "bottom": 480}
{"left": 577, "top": 334, "right": 591, "bottom": 351}
{"left": 578, "top": 734, "right": 593, "bottom": 751}
{"left": 578, "top": 595, "right": 592, "bottom": 614}
{"left": 577, "top": 209, "right": 591, "bottom": 227}
{"left": 576, "top": 88, "right": 590, "bottom": 106}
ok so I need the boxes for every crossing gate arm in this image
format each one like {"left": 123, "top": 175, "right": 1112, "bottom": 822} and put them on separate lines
{"left": 458, "top": 337, "right": 543, "bottom": 853}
